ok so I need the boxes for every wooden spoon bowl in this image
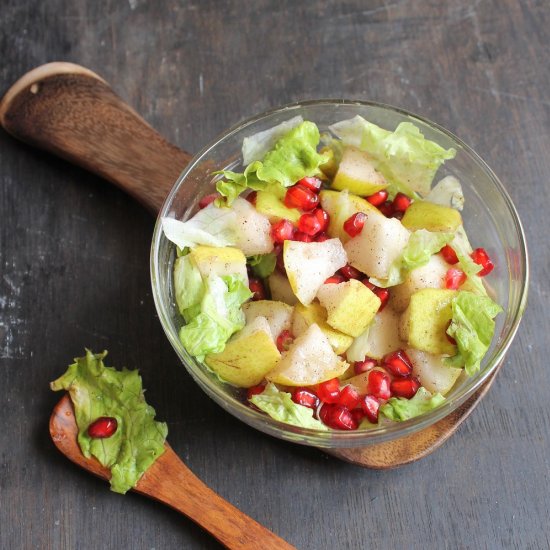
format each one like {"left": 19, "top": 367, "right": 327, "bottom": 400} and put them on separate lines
{"left": 3, "top": 63, "right": 505, "bottom": 469}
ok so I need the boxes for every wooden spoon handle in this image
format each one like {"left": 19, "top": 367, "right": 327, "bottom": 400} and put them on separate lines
{"left": 0, "top": 62, "right": 191, "bottom": 213}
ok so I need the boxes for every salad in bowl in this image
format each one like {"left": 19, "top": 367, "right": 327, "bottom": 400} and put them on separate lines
{"left": 158, "top": 107, "right": 508, "bottom": 434}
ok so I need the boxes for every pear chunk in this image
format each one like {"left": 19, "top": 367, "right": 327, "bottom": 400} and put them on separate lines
{"left": 292, "top": 302, "right": 353, "bottom": 354}
{"left": 232, "top": 197, "right": 274, "bottom": 256}
{"left": 255, "top": 190, "right": 300, "bottom": 223}
{"left": 316, "top": 280, "right": 380, "bottom": 337}
{"left": 406, "top": 348, "right": 462, "bottom": 396}
{"left": 401, "top": 200, "right": 462, "bottom": 233}
{"left": 242, "top": 300, "right": 293, "bottom": 341}
{"left": 268, "top": 271, "right": 298, "bottom": 305}
{"left": 205, "top": 317, "right": 281, "bottom": 387}
{"left": 266, "top": 324, "right": 348, "bottom": 386}
{"left": 283, "top": 239, "right": 347, "bottom": 305}
{"left": 331, "top": 146, "right": 388, "bottom": 196}
{"left": 344, "top": 211, "right": 410, "bottom": 279}
{"left": 190, "top": 245, "right": 248, "bottom": 284}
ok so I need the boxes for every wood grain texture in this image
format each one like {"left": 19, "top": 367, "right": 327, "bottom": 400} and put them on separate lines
{"left": 1, "top": 0, "right": 549, "bottom": 549}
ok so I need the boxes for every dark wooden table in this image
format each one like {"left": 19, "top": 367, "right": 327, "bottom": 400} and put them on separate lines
{"left": 1, "top": 1, "right": 548, "bottom": 548}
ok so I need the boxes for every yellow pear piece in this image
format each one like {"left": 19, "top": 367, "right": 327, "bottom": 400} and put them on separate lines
{"left": 399, "top": 288, "right": 458, "bottom": 355}
{"left": 205, "top": 317, "right": 281, "bottom": 387}
{"left": 266, "top": 324, "right": 348, "bottom": 386}
{"left": 407, "top": 348, "right": 462, "bottom": 396}
{"left": 255, "top": 190, "right": 300, "bottom": 223}
{"left": 190, "top": 245, "right": 248, "bottom": 283}
{"left": 401, "top": 201, "right": 462, "bottom": 233}
{"left": 292, "top": 302, "right": 353, "bottom": 355}
{"left": 242, "top": 300, "right": 293, "bottom": 340}
{"left": 331, "top": 146, "right": 388, "bottom": 196}
{"left": 316, "top": 280, "right": 380, "bottom": 337}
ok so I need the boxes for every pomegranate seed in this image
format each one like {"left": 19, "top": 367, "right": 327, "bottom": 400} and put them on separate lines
{"left": 374, "top": 287, "right": 390, "bottom": 311}
{"left": 391, "top": 210, "right": 404, "bottom": 221}
{"left": 315, "top": 232, "right": 329, "bottom": 242}
{"left": 337, "top": 385, "right": 361, "bottom": 409}
{"left": 441, "top": 244, "right": 459, "bottom": 265}
{"left": 367, "top": 370, "right": 392, "bottom": 400}
{"left": 297, "top": 176, "right": 322, "bottom": 193}
{"left": 297, "top": 212, "right": 323, "bottom": 236}
{"left": 276, "top": 329, "right": 294, "bottom": 352}
{"left": 351, "top": 408, "right": 365, "bottom": 425}
{"left": 284, "top": 184, "right": 319, "bottom": 211}
{"left": 317, "top": 378, "right": 340, "bottom": 404}
{"left": 339, "top": 264, "right": 362, "bottom": 280}
{"left": 198, "top": 193, "right": 219, "bottom": 209}
{"left": 271, "top": 219, "right": 295, "bottom": 243}
{"left": 360, "top": 395, "right": 381, "bottom": 423}
{"left": 361, "top": 278, "right": 375, "bottom": 291}
{"left": 378, "top": 200, "right": 394, "bottom": 217}
{"left": 245, "top": 191, "right": 258, "bottom": 205}
{"left": 248, "top": 278, "right": 266, "bottom": 301}
{"left": 383, "top": 350, "right": 413, "bottom": 377}
{"left": 392, "top": 192, "right": 412, "bottom": 213}
{"left": 354, "top": 357, "right": 378, "bottom": 375}
{"left": 314, "top": 208, "right": 330, "bottom": 232}
{"left": 320, "top": 404, "right": 358, "bottom": 430}
{"left": 88, "top": 417, "right": 118, "bottom": 439}
{"left": 293, "top": 231, "right": 313, "bottom": 242}
{"left": 247, "top": 384, "right": 266, "bottom": 400}
{"left": 390, "top": 377, "right": 421, "bottom": 399}
{"left": 324, "top": 274, "right": 346, "bottom": 284}
{"left": 366, "top": 190, "right": 389, "bottom": 207}
{"left": 471, "top": 247, "right": 494, "bottom": 276}
{"left": 292, "top": 388, "right": 320, "bottom": 409}
{"left": 343, "top": 212, "right": 366, "bottom": 238}
{"left": 445, "top": 267, "right": 466, "bottom": 290}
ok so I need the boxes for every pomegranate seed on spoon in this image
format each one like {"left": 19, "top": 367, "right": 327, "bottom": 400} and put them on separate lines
{"left": 471, "top": 247, "right": 494, "bottom": 276}
{"left": 88, "top": 417, "right": 118, "bottom": 439}
{"left": 360, "top": 395, "right": 381, "bottom": 423}
{"left": 366, "top": 189, "right": 388, "bottom": 206}
{"left": 343, "top": 212, "right": 366, "bottom": 237}
{"left": 248, "top": 278, "right": 266, "bottom": 301}
{"left": 271, "top": 219, "right": 295, "bottom": 243}
{"left": 392, "top": 192, "right": 412, "bottom": 212}
{"left": 284, "top": 184, "right": 319, "bottom": 211}
{"left": 383, "top": 350, "right": 413, "bottom": 377}
{"left": 367, "top": 370, "right": 392, "bottom": 400}
{"left": 297, "top": 176, "right": 322, "bottom": 193}
{"left": 390, "top": 377, "right": 421, "bottom": 399}
{"left": 440, "top": 244, "right": 459, "bottom": 265}
{"left": 445, "top": 267, "right": 466, "bottom": 289}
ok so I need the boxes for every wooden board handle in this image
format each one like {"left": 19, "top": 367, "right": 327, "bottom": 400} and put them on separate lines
{"left": 0, "top": 62, "right": 192, "bottom": 213}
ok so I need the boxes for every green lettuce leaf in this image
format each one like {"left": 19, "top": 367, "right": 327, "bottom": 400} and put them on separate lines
{"left": 249, "top": 383, "right": 328, "bottom": 430}
{"left": 50, "top": 350, "right": 168, "bottom": 494}
{"left": 380, "top": 387, "right": 446, "bottom": 421}
{"left": 445, "top": 291, "right": 503, "bottom": 376}
{"left": 216, "top": 121, "right": 330, "bottom": 204}
{"left": 371, "top": 229, "right": 454, "bottom": 288}
{"left": 173, "top": 255, "right": 204, "bottom": 315}
{"left": 329, "top": 116, "right": 456, "bottom": 197}
{"left": 179, "top": 274, "right": 252, "bottom": 360}
{"left": 247, "top": 253, "right": 277, "bottom": 279}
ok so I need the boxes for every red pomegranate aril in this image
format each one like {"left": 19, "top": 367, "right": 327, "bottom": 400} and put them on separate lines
{"left": 383, "top": 350, "right": 413, "bottom": 377}
{"left": 441, "top": 244, "right": 459, "bottom": 265}
{"left": 247, "top": 384, "right": 266, "bottom": 400}
{"left": 471, "top": 247, "right": 494, "bottom": 276}
{"left": 284, "top": 184, "right": 319, "bottom": 211}
{"left": 297, "top": 212, "right": 323, "bottom": 236}
{"left": 445, "top": 267, "right": 466, "bottom": 290}
{"left": 351, "top": 408, "right": 365, "bottom": 425}
{"left": 367, "top": 189, "right": 389, "bottom": 207}
{"left": 245, "top": 190, "right": 258, "bottom": 205}
{"left": 293, "top": 231, "right": 313, "bottom": 242}
{"left": 248, "top": 278, "right": 266, "bottom": 301}
{"left": 339, "top": 264, "right": 362, "bottom": 280}
{"left": 298, "top": 176, "right": 322, "bottom": 193}
{"left": 317, "top": 378, "right": 341, "bottom": 404}
{"left": 343, "top": 212, "right": 366, "bottom": 237}
{"left": 324, "top": 274, "right": 346, "bottom": 284}
{"left": 367, "top": 370, "right": 392, "bottom": 400}
{"left": 337, "top": 385, "right": 361, "bottom": 409}
{"left": 391, "top": 210, "right": 404, "bottom": 221}
{"left": 271, "top": 219, "right": 295, "bottom": 243}
{"left": 390, "top": 377, "right": 421, "bottom": 399}
{"left": 360, "top": 395, "right": 381, "bottom": 423}
{"left": 88, "top": 417, "right": 118, "bottom": 439}
{"left": 198, "top": 193, "right": 219, "bottom": 209}
{"left": 354, "top": 357, "right": 378, "bottom": 375}
{"left": 361, "top": 278, "right": 376, "bottom": 291}
{"left": 373, "top": 287, "right": 390, "bottom": 311}
{"left": 321, "top": 404, "right": 358, "bottom": 430}
{"left": 276, "top": 329, "right": 294, "bottom": 352}
{"left": 392, "top": 192, "right": 412, "bottom": 213}
{"left": 292, "top": 388, "right": 320, "bottom": 410}
{"left": 314, "top": 208, "right": 330, "bottom": 232}
{"left": 315, "top": 232, "right": 330, "bottom": 242}
{"left": 378, "top": 200, "right": 394, "bottom": 217}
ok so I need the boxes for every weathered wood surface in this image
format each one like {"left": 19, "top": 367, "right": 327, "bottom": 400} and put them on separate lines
{"left": 0, "top": 0, "right": 548, "bottom": 548}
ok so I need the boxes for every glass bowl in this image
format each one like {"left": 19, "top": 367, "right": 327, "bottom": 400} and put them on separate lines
{"left": 150, "top": 100, "right": 528, "bottom": 449}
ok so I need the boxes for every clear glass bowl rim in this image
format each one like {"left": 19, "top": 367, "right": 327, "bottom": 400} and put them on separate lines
{"left": 150, "top": 99, "right": 529, "bottom": 448}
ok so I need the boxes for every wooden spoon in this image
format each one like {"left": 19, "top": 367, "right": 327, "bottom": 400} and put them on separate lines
{"left": 2, "top": 63, "right": 503, "bottom": 468}
{"left": 50, "top": 393, "right": 295, "bottom": 549}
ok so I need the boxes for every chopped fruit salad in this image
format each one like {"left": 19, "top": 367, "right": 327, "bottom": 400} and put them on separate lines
{"left": 162, "top": 115, "right": 502, "bottom": 431}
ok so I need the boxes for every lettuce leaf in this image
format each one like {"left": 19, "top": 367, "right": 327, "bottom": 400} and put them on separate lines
{"left": 161, "top": 204, "right": 237, "bottom": 249}
{"left": 329, "top": 116, "right": 456, "bottom": 197}
{"left": 179, "top": 274, "right": 252, "bottom": 361}
{"left": 247, "top": 253, "right": 277, "bottom": 279}
{"left": 173, "top": 255, "right": 204, "bottom": 315}
{"left": 380, "top": 387, "right": 445, "bottom": 421}
{"left": 50, "top": 350, "right": 168, "bottom": 494}
{"left": 445, "top": 291, "right": 503, "bottom": 376}
{"left": 216, "top": 121, "right": 330, "bottom": 204}
{"left": 249, "top": 383, "right": 328, "bottom": 430}
{"left": 370, "top": 229, "right": 454, "bottom": 288}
